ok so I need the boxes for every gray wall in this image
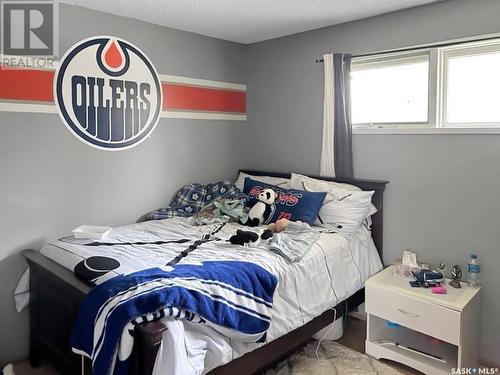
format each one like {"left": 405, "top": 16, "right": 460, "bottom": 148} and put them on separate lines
{"left": 0, "top": 4, "right": 247, "bottom": 365}
{"left": 246, "top": 0, "right": 500, "bottom": 365}
{"left": 3, "top": 0, "right": 500, "bottom": 367}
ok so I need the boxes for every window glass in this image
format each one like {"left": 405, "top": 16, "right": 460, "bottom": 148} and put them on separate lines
{"left": 446, "top": 51, "right": 500, "bottom": 124}
{"left": 351, "top": 56, "right": 429, "bottom": 125}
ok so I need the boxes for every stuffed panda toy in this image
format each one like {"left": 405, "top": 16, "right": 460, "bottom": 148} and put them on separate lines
{"left": 244, "top": 188, "right": 278, "bottom": 227}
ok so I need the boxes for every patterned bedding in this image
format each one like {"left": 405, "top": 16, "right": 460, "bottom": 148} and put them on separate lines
{"left": 37, "top": 218, "right": 382, "bottom": 374}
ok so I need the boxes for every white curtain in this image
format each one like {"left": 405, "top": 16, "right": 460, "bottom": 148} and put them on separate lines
{"left": 319, "top": 53, "right": 353, "bottom": 178}
{"left": 320, "top": 53, "right": 335, "bottom": 177}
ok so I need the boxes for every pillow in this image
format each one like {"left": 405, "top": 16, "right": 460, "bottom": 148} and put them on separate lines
{"left": 290, "top": 173, "right": 377, "bottom": 217}
{"left": 290, "top": 173, "right": 361, "bottom": 192}
{"left": 235, "top": 172, "right": 290, "bottom": 191}
{"left": 243, "top": 178, "right": 326, "bottom": 224}
{"left": 298, "top": 179, "right": 374, "bottom": 236}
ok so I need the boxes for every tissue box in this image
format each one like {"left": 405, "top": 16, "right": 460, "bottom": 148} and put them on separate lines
{"left": 393, "top": 260, "right": 421, "bottom": 278}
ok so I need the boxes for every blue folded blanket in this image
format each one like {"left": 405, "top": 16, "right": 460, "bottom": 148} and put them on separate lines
{"left": 71, "top": 260, "right": 277, "bottom": 375}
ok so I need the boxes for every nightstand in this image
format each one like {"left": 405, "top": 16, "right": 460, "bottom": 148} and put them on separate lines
{"left": 365, "top": 266, "right": 481, "bottom": 375}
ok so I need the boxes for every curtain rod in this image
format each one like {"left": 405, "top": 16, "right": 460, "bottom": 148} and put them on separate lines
{"left": 314, "top": 35, "right": 500, "bottom": 63}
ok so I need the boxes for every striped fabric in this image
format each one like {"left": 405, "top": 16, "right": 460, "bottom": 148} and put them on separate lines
{"left": 71, "top": 260, "right": 278, "bottom": 375}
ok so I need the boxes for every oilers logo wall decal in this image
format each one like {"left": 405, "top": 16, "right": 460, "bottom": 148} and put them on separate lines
{"left": 54, "top": 36, "right": 162, "bottom": 150}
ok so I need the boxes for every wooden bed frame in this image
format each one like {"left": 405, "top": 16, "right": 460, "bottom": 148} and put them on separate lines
{"left": 23, "top": 170, "right": 388, "bottom": 375}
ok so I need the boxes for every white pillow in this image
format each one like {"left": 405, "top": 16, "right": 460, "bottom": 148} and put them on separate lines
{"left": 234, "top": 172, "right": 290, "bottom": 191}
{"left": 290, "top": 173, "right": 375, "bottom": 236}
{"left": 290, "top": 173, "right": 377, "bottom": 217}
{"left": 290, "top": 173, "right": 361, "bottom": 192}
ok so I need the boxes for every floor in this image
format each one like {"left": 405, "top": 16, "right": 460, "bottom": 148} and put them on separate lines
{"left": 8, "top": 316, "right": 422, "bottom": 375}
{"left": 266, "top": 340, "right": 410, "bottom": 375}
{"left": 338, "top": 317, "right": 422, "bottom": 375}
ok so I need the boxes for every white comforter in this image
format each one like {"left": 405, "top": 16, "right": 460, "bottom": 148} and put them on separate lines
{"left": 36, "top": 218, "right": 382, "bottom": 374}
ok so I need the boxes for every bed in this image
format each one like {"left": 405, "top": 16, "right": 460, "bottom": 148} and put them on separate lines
{"left": 23, "top": 169, "right": 388, "bottom": 375}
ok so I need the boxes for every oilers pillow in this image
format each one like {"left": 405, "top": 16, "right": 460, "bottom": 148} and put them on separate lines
{"left": 243, "top": 178, "right": 326, "bottom": 224}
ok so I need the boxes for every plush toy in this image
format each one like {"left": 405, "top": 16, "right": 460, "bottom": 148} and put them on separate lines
{"left": 229, "top": 228, "right": 276, "bottom": 246}
{"left": 230, "top": 219, "right": 292, "bottom": 246}
{"left": 267, "top": 218, "right": 290, "bottom": 233}
{"left": 230, "top": 218, "right": 292, "bottom": 246}
{"left": 229, "top": 230, "right": 260, "bottom": 245}
{"left": 244, "top": 188, "right": 278, "bottom": 227}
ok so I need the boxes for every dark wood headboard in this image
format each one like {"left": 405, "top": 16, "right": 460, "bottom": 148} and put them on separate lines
{"left": 239, "top": 169, "right": 388, "bottom": 261}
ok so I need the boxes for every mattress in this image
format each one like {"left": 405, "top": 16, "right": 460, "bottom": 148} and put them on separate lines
{"left": 38, "top": 218, "right": 382, "bottom": 374}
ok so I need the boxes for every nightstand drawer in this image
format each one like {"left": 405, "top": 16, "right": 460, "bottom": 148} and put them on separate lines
{"left": 366, "top": 285, "right": 460, "bottom": 345}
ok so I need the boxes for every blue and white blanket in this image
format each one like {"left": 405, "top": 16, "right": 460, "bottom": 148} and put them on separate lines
{"left": 71, "top": 260, "right": 277, "bottom": 375}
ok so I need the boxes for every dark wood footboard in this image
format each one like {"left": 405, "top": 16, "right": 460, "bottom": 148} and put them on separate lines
{"left": 26, "top": 249, "right": 89, "bottom": 374}
{"left": 128, "top": 321, "right": 168, "bottom": 375}
{"left": 24, "top": 249, "right": 165, "bottom": 375}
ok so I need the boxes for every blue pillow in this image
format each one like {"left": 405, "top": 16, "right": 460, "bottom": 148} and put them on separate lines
{"left": 243, "top": 178, "right": 326, "bottom": 224}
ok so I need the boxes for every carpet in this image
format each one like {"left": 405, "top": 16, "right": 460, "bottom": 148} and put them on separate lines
{"left": 266, "top": 341, "right": 406, "bottom": 375}
{"left": 4, "top": 341, "right": 406, "bottom": 375}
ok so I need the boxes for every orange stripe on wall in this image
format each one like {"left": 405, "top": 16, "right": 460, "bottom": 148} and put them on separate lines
{"left": 0, "top": 68, "right": 54, "bottom": 102}
{"left": 162, "top": 83, "right": 246, "bottom": 113}
{"left": 0, "top": 68, "right": 246, "bottom": 114}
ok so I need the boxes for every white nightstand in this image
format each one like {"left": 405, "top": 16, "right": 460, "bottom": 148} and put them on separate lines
{"left": 365, "top": 266, "right": 481, "bottom": 375}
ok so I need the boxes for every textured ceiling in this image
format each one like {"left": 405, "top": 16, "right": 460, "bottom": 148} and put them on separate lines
{"left": 59, "top": 0, "right": 443, "bottom": 44}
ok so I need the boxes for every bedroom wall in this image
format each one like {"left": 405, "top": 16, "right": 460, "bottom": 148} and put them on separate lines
{"left": 0, "top": 3, "right": 248, "bottom": 365}
{"left": 245, "top": 0, "right": 500, "bottom": 365}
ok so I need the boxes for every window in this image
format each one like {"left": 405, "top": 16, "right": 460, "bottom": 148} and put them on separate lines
{"left": 443, "top": 45, "right": 500, "bottom": 126}
{"left": 351, "top": 54, "right": 430, "bottom": 126}
{"left": 350, "top": 38, "right": 500, "bottom": 130}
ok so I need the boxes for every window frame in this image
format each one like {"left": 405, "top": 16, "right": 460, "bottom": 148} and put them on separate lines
{"left": 439, "top": 41, "right": 500, "bottom": 129}
{"left": 350, "top": 38, "right": 500, "bottom": 130}
{"left": 351, "top": 50, "right": 435, "bottom": 129}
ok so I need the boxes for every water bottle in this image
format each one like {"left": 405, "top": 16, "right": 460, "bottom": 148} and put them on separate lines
{"left": 467, "top": 254, "right": 480, "bottom": 288}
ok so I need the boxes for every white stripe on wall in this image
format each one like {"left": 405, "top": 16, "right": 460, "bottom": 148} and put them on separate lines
{"left": 0, "top": 102, "right": 57, "bottom": 113}
{"left": 162, "top": 110, "right": 247, "bottom": 121}
{"left": 159, "top": 74, "right": 247, "bottom": 91}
